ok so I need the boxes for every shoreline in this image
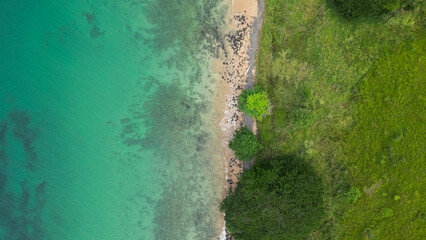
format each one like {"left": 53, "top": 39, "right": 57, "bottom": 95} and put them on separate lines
{"left": 219, "top": 0, "right": 263, "bottom": 190}
{"left": 214, "top": 0, "right": 264, "bottom": 238}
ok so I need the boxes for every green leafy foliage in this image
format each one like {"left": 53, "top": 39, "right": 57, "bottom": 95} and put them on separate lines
{"left": 228, "top": 127, "right": 262, "bottom": 162}
{"left": 221, "top": 157, "right": 324, "bottom": 240}
{"left": 238, "top": 87, "right": 270, "bottom": 121}
{"left": 256, "top": 0, "right": 423, "bottom": 238}
{"left": 289, "top": 108, "right": 314, "bottom": 128}
{"left": 346, "top": 186, "right": 361, "bottom": 203}
{"left": 334, "top": 0, "right": 415, "bottom": 18}
{"left": 381, "top": 208, "right": 394, "bottom": 218}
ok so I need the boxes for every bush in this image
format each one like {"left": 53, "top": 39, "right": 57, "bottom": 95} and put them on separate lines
{"left": 381, "top": 208, "right": 394, "bottom": 218}
{"left": 346, "top": 186, "right": 361, "bottom": 203}
{"left": 289, "top": 108, "right": 314, "bottom": 128}
{"left": 229, "top": 127, "right": 262, "bottom": 161}
{"left": 238, "top": 87, "right": 270, "bottom": 121}
{"left": 221, "top": 156, "right": 324, "bottom": 239}
{"left": 334, "top": 0, "right": 414, "bottom": 18}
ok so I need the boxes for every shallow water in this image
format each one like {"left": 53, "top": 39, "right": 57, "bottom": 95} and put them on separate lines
{"left": 0, "top": 0, "right": 228, "bottom": 239}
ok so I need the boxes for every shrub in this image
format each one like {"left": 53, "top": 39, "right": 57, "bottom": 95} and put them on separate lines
{"left": 346, "top": 186, "right": 361, "bottom": 203}
{"left": 221, "top": 156, "right": 324, "bottom": 239}
{"left": 289, "top": 108, "right": 314, "bottom": 128}
{"left": 238, "top": 87, "right": 270, "bottom": 121}
{"left": 334, "top": 0, "right": 414, "bottom": 18}
{"left": 228, "top": 127, "right": 262, "bottom": 161}
{"left": 381, "top": 208, "right": 394, "bottom": 218}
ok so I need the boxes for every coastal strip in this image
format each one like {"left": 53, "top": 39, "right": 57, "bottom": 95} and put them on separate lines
{"left": 216, "top": 0, "right": 264, "bottom": 238}
{"left": 219, "top": 0, "right": 264, "bottom": 190}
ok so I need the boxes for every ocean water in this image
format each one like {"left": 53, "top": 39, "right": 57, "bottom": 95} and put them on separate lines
{"left": 0, "top": 0, "right": 228, "bottom": 239}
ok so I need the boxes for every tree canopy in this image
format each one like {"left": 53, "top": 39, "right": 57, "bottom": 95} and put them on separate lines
{"left": 221, "top": 156, "right": 324, "bottom": 239}
{"left": 238, "top": 87, "right": 270, "bottom": 121}
{"left": 228, "top": 127, "right": 262, "bottom": 162}
{"left": 334, "top": 0, "right": 415, "bottom": 18}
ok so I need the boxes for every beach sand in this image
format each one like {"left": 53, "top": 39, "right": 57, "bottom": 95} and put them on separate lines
{"left": 219, "top": 0, "right": 263, "bottom": 189}
{"left": 213, "top": 0, "right": 264, "bottom": 238}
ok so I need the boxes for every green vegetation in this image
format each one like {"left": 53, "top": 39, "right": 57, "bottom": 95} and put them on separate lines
{"left": 334, "top": 0, "right": 415, "bottom": 18}
{"left": 238, "top": 87, "right": 270, "bottom": 121}
{"left": 229, "top": 127, "right": 262, "bottom": 161}
{"left": 222, "top": 0, "right": 425, "bottom": 239}
{"left": 342, "top": 36, "right": 425, "bottom": 239}
{"left": 221, "top": 156, "right": 324, "bottom": 240}
{"left": 345, "top": 186, "right": 361, "bottom": 203}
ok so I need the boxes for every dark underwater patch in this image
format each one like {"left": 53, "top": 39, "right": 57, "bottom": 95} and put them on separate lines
{"left": 0, "top": 112, "right": 46, "bottom": 240}
{"left": 9, "top": 111, "right": 38, "bottom": 171}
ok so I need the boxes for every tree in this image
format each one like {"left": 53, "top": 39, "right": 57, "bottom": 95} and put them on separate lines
{"left": 221, "top": 156, "right": 324, "bottom": 239}
{"left": 228, "top": 127, "right": 262, "bottom": 162}
{"left": 334, "top": 0, "right": 415, "bottom": 18}
{"left": 238, "top": 87, "right": 270, "bottom": 121}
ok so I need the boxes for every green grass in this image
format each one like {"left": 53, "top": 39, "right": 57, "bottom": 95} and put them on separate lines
{"left": 256, "top": 0, "right": 425, "bottom": 238}
{"left": 342, "top": 36, "right": 425, "bottom": 239}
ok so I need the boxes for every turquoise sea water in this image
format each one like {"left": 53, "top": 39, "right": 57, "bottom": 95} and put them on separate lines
{"left": 0, "top": 0, "right": 228, "bottom": 239}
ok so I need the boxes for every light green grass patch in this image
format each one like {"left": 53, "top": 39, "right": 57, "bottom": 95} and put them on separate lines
{"left": 342, "top": 36, "right": 425, "bottom": 240}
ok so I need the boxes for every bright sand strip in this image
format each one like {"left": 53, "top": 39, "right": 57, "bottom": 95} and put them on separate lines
{"left": 219, "top": 0, "right": 261, "bottom": 190}
{"left": 213, "top": 0, "right": 263, "bottom": 238}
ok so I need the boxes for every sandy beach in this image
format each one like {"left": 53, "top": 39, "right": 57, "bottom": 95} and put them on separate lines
{"left": 214, "top": 0, "right": 264, "bottom": 238}
{"left": 219, "top": 0, "right": 263, "bottom": 189}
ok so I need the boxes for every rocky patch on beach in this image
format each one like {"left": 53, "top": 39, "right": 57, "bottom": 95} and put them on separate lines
{"left": 219, "top": 0, "right": 263, "bottom": 201}
{"left": 217, "top": 1, "right": 264, "bottom": 239}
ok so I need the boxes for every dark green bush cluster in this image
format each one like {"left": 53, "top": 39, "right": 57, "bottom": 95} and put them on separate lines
{"left": 228, "top": 127, "right": 262, "bottom": 161}
{"left": 346, "top": 186, "right": 361, "bottom": 203}
{"left": 221, "top": 156, "right": 324, "bottom": 239}
{"left": 238, "top": 87, "right": 270, "bottom": 121}
{"left": 334, "top": 0, "right": 414, "bottom": 18}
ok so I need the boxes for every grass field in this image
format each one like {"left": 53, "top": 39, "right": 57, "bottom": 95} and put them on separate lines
{"left": 256, "top": 0, "right": 425, "bottom": 238}
{"left": 342, "top": 36, "right": 425, "bottom": 239}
